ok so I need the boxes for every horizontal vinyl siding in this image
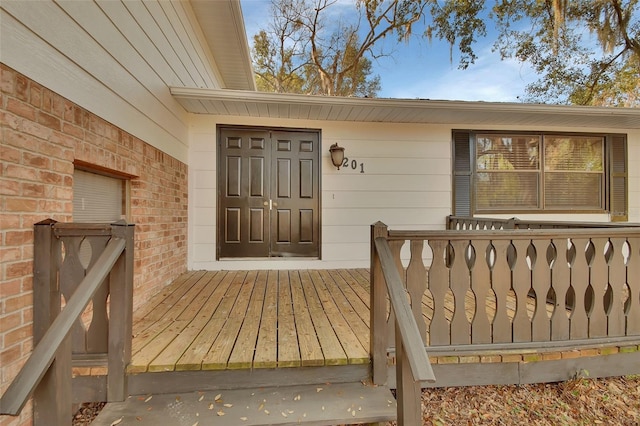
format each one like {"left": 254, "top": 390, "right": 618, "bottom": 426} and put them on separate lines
{"left": 0, "top": 1, "right": 222, "bottom": 162}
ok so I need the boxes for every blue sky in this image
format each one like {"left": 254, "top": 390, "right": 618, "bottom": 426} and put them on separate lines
{"left": 239, "top": 0, "right": 538, "bottom": 102}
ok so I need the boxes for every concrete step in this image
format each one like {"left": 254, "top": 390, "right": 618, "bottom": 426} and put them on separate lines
{"left": 91, "top": 381, "right": 397, "bottom": 426}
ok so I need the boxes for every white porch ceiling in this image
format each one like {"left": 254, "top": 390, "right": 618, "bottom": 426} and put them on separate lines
{"left": 171, "top": 87, "right": 640, "bottom": 129}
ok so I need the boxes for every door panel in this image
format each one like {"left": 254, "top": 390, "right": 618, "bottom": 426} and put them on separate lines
{"left": 218, "top": 128, "right": 319, "bottom": 258}
{"left": 219, "top": 129, "right": 270, "bottom": 257}
{"left": 270, "top": 131, "right": 319, "bottom": 257}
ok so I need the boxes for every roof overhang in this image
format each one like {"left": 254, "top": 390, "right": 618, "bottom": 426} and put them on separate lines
{"left": 171, "top": 87, "right": 640, "bottom": 130}
{"left": 190, "top": 0, "right": 256, "bottom": 91}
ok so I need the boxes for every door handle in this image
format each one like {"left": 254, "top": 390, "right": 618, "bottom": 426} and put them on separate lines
{"left": 265, "top": 200, "right": 278, "bottom": 210}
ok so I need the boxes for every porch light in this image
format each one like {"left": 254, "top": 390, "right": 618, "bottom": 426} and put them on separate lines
{"left": 329, "top": 143, "right": 345, "bottom": 169}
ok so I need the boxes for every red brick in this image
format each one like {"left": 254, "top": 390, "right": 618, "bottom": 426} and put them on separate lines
{"left": 6, "top": 98, "right": 36, "bottom": 121}
{"left": 23, "top": 152, "right": 50, "bottom": 169}
{"left": 5, "top": 261, "right": 32, "bottom": 280}
{"left": 4, "top": 230, "right": 32, "bottom": 246}
{"left": 5, "top": 198, "right": 38, "bottom": 212}
{"left": 4, "top": 324, "right": 32, "bottom": 347}
{"left": 0, "top": 64, "right": 16, "bottom": 95}
{"left": 3, "top": 163, "right": 39, "bottom": 182}
{"left": 0, "top": 312, "right": 22, "bottom": 333}
{"left": 36, "top": 110, "right": 61, "bottom": 131}
{"left": 15, "top": 74, "right": 29, "bottom": 101}
{"left": 0, "top": 144, "right": 21, "bottom": 163}
{"left": 29, "top": 84, "right": 42, "bottom": 108}
{"left": 0, "top": 178, "right": 21, "bottom": 196}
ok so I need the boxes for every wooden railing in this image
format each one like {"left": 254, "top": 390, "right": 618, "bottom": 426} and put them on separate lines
{"left": 0, "top": 220, "right": 134, "bottom": 425}
{"left": 448, "top": 215, "right": 640, "bottom": 230}
{"left": 370, "top": 219, "right": 640, "bottom": 389}
{"left": 371, "top": 223, "right": 436, "bottom": 425}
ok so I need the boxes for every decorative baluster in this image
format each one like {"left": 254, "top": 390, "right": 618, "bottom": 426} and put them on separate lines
{"left": 87, "top": 235, "right": 110, "bottom": 353}
{"left": 589, "top": 237, "right": 609, "bottom": 338}
{"left": 627, "top": 236, "right": 640, "bottom": 335}
{"left": 511, "top": 240, "right": 532, "bottom": 342}
{"left": 550, "top": 238, "right": 570, "bottom": 341}
{"left": 570, "top": 238, "right": 590, "bottom": 339}
{"left": 470, "top": 239, "right": 491, "bottom": 343}
{"left": 530, "top": 239, "right": 551, "bottom": 341}
{"left": 406, "top": 240, "right": 427, "bottom": 343}
{"left": 607, "top": 238, "right": 627, "bottom": 336}
{"left": 389, "top": 239, "right": 404, "bottom": 349}
{"left": 427, "top": 239, "right": 451, "bottom": 345}
{"left": 491, "top": 239, "right": 512, "bottom": 343}
{"left": 449, "top": 240, "right": 472, "bottom": 345}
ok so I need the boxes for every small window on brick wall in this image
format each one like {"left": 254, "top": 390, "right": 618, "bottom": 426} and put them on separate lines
{"left": 73, "top": 168, "right": 127, "bottom": 222}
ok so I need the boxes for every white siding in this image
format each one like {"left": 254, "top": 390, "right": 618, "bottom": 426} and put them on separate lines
{"left": 188, "top": 116, "right": 640, "bottom": 270}
{"left": 0, "top": 0, "right": 224, "bottom": 163}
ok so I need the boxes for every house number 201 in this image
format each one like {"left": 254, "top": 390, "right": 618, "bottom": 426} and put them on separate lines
{"left": 342, "top": 158, "right": 365, "bottom": 173}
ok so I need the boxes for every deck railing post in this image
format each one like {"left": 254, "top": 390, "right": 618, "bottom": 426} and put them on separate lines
{"left": 371, "top": 221, "right": 389, "bottom": 385}
{"left": 32, "top": 219, "right": 72, "bottom": 426}
{"left": 395, "top": 324, "right": 421, "bottom": 426}
{"left": 107, "top": 221, "right": 135, "bottom": 401}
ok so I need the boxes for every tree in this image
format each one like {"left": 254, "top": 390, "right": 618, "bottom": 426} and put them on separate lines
{"left": 251, "top": 0, "right": 487, "bottom": 97}
{"left": 492, "top": 0, "right": 640, "bottom": 106}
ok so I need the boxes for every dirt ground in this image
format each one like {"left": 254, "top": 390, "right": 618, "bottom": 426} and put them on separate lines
{"left": 74, "top": 376, "right": 639, "bottom": 425}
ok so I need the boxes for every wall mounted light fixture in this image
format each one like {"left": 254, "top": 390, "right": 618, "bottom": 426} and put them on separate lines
{"left": 329, "top": 143, "right": 345, "bottom": 169}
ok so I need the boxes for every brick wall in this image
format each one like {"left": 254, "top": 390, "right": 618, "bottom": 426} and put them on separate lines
{"left": 0, "top": 64, "right": 188, "bottom": 425}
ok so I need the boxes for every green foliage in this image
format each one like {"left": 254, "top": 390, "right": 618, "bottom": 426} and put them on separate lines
{"left": 492, "top": 0, "right": 640, "bottom": 106}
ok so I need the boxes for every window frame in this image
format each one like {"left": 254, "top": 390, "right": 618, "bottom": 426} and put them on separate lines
{"left": 452, "top": 130, "right": 627, "bottom": 218}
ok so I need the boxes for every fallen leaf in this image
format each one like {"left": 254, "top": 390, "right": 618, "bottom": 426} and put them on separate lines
{"left": 264, "top": 409, "right": 270, "bottom": 415}
{"left": 240, "top": 417, "right": 248, "bottom": 421}
{"left": 110, "top": 418, "right": 123, "bottom": 426}
{"left": 224, "top": 403, "right": 233, "bottom": 408}
{"left": 216, "top": 410, "right": 225, "bottom": 416}
{"left": 198, "top": 395, "right": 204, "bottom": 402}
{"left": 144, "top": 396, "right": 152, "bottom": 403}
{"left": 317, "top": 387, "right": 323, "bottom": 392}
{"left": 208, "top": 403, "right": 214, "bottom": 410}
{"left": 214, "top": 394, "right": 222, "bottom": 402}
{"left": 281, "top": 411, "right": 288, "bottom": 417}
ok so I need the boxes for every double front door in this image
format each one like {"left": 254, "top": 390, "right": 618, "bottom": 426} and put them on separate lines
{"left": 218, "top": 127, "right": 320, "bottom": 258}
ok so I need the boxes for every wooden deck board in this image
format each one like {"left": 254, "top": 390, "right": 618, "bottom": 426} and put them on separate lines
{"left": 173, "top": 271, "right": 238, "bottom": 371}
{"left": 290, "top": 271, "right": 326, "bottom": 367}
{"left": 277, "top": 271, "right": 302, "bottom": 367}
{"left": 202, "top": 271, "right": 253, "bottom": 370}
{"left": 253, "top": 270, "right": 278, "bottom": 368}
{"left": 148, "top": 272, "right": 226, "bottom": 372}
{"left": 227, "top": 270, "right": 268, "bottom": 369}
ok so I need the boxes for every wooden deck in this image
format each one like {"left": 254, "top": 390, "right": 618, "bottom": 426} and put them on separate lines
{"left": 130, "top": 269, "right": 374, "bottom": 373}
{"left": 129, "top": 268, "right": 544, "bottom": 374}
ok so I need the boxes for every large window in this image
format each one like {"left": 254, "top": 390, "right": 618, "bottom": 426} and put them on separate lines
{"left": 453, "top": 131, "right": 628, "bottom": 219}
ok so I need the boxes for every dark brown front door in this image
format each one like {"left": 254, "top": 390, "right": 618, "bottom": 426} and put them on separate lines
{"left": 218, "top": 127, "right": 320, "bottom": 258}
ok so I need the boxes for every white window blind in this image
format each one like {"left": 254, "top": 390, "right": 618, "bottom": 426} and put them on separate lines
{"left": 73, "top": 169, "right": 124, "bottom": 223}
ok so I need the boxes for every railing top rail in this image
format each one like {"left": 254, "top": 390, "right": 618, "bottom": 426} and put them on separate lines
{"left": 388, "top": 227, "right": 640, "bottom": 241}
{"left": 374, "top": 237, "right": 436, "bottom": 384}
{"left": 0, "top": 237, "right": 126, "bottom": 415}
{"left": 447, "top": 215, "right": 640, "bottom": 229}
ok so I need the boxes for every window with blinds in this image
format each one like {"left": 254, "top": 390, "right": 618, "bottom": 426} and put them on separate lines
{"left": 452, "top": 130, "right": 627, "bottom": 218}
{"left": 73, "top": 169, "right": 125, "bottom": 223}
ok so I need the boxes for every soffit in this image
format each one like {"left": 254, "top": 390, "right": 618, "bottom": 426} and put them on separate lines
{"left": 171, "top": 87, "right": 640, "bottom": 129}
{"left": 190, "top": 0, "right": 256, "bottom": 91}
